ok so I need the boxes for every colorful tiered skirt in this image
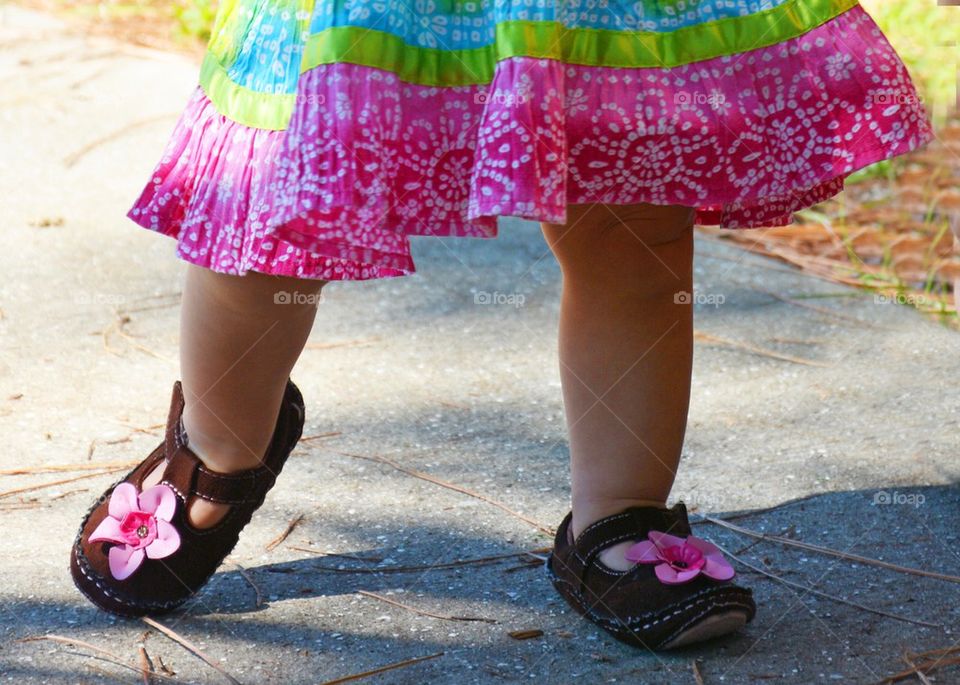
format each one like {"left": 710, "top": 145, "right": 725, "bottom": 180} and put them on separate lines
{"left": 128, "top": 0, "right": 934, "bottom": 280}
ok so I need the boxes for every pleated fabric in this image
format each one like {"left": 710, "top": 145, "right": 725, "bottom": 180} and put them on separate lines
{"left": 128, "top": 0, "right": 934, "bottom": 279}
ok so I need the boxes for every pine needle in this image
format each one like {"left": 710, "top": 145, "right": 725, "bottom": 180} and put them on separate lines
{"left": 320, "top": 448, "right": 553, "bottom": 534}
{"left": 693, "top": 331, "right": 827, "bottom": 367}
{"left": 319, "top": 652, "right": 444, "bottom": 685}
{"left": 265, "top": 513, "right": 305, "bottom": 551}
{"left": 701, "top": 515, "right": 960, "bottom": 585}
{"left": 141, "top": 617, "right": 241, "bottom": 685}
{"left": 17, "top": 635, "right": 174, "bottom": 682}
{"left": 0, "top": 467, "right": 128, "bottom": 499}
{"left": 357, "top": 590, "right": 497, "bottom": 623}
{"left": 0, "top": 459, "right": 137, "bottom": 476}
{"left": 290, "top": 546, "right": 550, "bottom": 574}
{"left": 713, "top": 542, "right": 939, "bottom": 628}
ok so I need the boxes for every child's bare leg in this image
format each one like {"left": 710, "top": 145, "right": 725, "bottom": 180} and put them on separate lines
{"left": 142, "top": 264, "right": 326, "bottom": 528}
{"left": 542, "top": 203, "right": 695, "bottom": 570}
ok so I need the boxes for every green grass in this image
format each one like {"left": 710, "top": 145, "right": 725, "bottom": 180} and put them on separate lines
{"left": 862, "top": 0, "right": 958, "bottom": 115}
{"left": 170, "top": 0, "right": 217, "bottom": 43}
{"left": 49, "top": 0, "right": 216, "bottom": 46}
{"left": 837, "top": 1, "right": 957, "bottom": 185}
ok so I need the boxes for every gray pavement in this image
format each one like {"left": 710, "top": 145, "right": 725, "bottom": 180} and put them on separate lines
{"left": 1, "top": 5, "right": 960, "bottom": 683}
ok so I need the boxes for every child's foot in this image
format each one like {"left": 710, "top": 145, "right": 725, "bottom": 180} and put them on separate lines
{"left": 69, "top": 379, "right": 305, "bottom": 617}
{"left": 546, "top": 502, "right": 755, "bottom": 650}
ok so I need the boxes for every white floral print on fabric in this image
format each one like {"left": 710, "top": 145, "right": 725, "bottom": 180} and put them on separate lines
{"left": 128, "top": 5, "right": 932, "bottom": 280}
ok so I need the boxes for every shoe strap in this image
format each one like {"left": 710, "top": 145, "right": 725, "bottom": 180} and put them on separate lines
{"left": 159, "top": 381, "right": 278, "bottom": 506}
{"left": 567, "top": 504, "right": 692, "bottom": 591}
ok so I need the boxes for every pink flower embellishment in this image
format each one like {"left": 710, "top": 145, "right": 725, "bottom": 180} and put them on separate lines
{"left": 88, "top": 482, "right": 181, "bottom": 580}
{"left": 624, "top": 530, "right": 735, "bottom": 585}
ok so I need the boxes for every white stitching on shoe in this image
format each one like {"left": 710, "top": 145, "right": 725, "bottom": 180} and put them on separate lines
{"left": 553, "top": 572, "right": 728, "bottom": 622}
{"left": 73, "top": 544, "right": 187, "bottom": 612}
{"left": 657, "top": 599, "right": 754, "bottom": 645}
{"left": 584, "top": 593, "right": 711, "bottom": 631}
{"left": 160, "top": 477, "right": 187, "bottom": 502}
{"left": 588, "top": 591, "right": 751, "bottom": 634}
{"left": 576, "top": 512, "right": 631, "bottom": 544}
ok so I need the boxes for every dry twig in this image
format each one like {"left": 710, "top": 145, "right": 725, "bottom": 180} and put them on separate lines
{"left": 291, "top": 546, "right": 550, "bottom": 574}
{"left": 0, "top": 467, "right": 128, "bottom": 500}
{"left": 693, "top": 331, "right": 827, "bottom": 367}
{"left": 321, "top": 448, "right": 552, "bottom": 534}
{"left": 0, "top": 460, "right": 136, "bottom": 476}
{"left": 507, "top": 629, "right": 543, "bottom": 640}
{"left": 900, "top": 651, "right": 933, "bottom": 685}
{"left": 63, "top": 113, "right": 180, "bottom": 167}
{"left": 139, "top": 646, "right": 155, "bottom": 685}
{"left": 17, "top": 635, "right": 173, "bottom": 682}
{"left": 692, "top": 659, "right": 706, "bottom": 685}
{"left": 747, "top": 284, "right": 885, "bottom": 329}
{"left": 299, "top": 432, "right": 342, "bottom": 443}
{"left": 319, "top": 652, "right": 444, "bottom": 685}
{"left": 702, "top": 515, "right": 960, "bottom": 585}
{"left": 872, "top": 654, "right": 960, "bottom": 684}
{"left": 305, "top": 337, "right": 380, "bottom": 351}
{"left": 357, "top": 590, "right": 497, "bottom": 623}
{"left": 265, "top": 513, "right": 305, "bottom": 551}
{"left": 142, "top": 617, "right": 242, "bottom": 685}
{"left": 714, "top": 543, "right": 939, "bottom": 628}
{"left": 230, "top": 562, "right": 264, "bottom": 608}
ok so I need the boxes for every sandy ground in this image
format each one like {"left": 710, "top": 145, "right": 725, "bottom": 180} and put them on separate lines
{"left": 1, "top": 5, "right": 960, "bottom": 684}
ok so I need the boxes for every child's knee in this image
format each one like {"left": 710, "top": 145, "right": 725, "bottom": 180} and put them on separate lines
{"left": 544, "top": 203, "right": 694, "bottom": 278}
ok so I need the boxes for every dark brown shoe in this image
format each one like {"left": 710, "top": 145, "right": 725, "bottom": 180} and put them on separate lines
{"left": 70, "top": 379, "right": 305, "bottom": 617}
{"left": 546, "top": 502, "right": 755, "bottom": 650}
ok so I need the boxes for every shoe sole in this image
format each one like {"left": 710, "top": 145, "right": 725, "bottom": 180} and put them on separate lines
{"left": 659, "top": 611, "right": 750, "bottom": 649}
{"left": 544, "top": 553, "right": 753, "bottom": 650}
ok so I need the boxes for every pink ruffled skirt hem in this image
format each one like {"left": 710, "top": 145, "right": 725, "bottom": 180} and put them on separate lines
{"left": 127, "top": 5, "right": 933, "bottom": 280}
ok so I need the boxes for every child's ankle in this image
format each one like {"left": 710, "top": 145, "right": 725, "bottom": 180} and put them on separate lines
{"left": 180, "top": 418, "right": 266, "bottom": 473}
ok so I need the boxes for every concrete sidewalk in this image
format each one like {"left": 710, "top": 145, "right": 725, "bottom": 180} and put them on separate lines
{"left": 1, "top": 5, "right": 959, "bottom": 683}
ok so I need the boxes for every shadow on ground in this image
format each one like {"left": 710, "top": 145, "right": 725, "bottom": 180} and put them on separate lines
{"left": 4, "top": 485, "right": 960, "bottom": 684}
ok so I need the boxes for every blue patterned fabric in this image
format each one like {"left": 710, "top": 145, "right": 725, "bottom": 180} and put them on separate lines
{"left": 308, "top": 0, "right": 789, "bottom": 48}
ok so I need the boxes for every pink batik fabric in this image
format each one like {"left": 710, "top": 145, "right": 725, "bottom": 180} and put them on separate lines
{"left": 127, "top": 5, "right": 933, "bottom": 280}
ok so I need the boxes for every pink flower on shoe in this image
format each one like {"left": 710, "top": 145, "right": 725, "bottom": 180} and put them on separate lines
{"left": 88, "top": 482, "right": 181, "bottom": 580}
{"left": 625, "top": 530, "right": 735, "bottom": 585}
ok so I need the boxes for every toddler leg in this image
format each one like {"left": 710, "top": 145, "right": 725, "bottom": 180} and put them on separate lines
{"left": 541, "top": 203, "right": 695, "bottom": 569}
{"left": 142, "top": 264, "right": 326, "bottom": 528}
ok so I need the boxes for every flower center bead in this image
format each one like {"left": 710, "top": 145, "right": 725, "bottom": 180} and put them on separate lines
{"left": 136, "top": 524, "right": 149, "bottom": 538}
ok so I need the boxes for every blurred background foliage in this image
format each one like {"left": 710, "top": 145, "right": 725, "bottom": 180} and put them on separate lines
{"left": 862, "top": 0, "right": 957, "bottom": 120}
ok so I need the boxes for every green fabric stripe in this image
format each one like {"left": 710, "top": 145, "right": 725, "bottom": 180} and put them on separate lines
{"left": 303, "top": 0, "right": 858, "bottom": 81}
{"left": 200, "top": 53, "right": 294, "bottom": 130}
{"left": 200, "top": 0, "right": 858, "bottom": 130}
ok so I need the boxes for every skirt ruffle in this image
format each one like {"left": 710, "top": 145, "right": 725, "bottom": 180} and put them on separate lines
{"left": 128, "top": 4, "right": 933, "bottom": 280}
